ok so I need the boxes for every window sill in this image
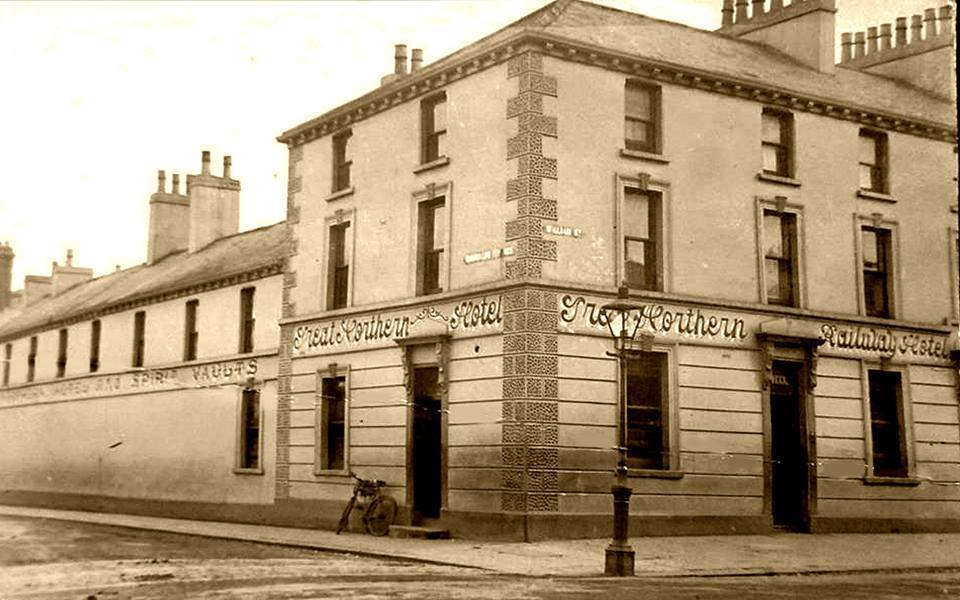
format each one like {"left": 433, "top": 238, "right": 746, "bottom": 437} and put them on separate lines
{"left": 313, "top": 468, "right": 351, "bottom": 477}
{"left": 233, "top": 467, "right": 264, "bottom": 476}
{"left": 414, "top": 156, "right": 450, "bottom": 174}
{"left": 756, "top": 172, "right": 801, "bottom": 187}
{"left": 620, "top": 148, "right": 669, "bottom": 164}
{"left": 863, "top": 475, "right": 920, "bottom": 486}
{"left": 857, "top": 189, "right": 896, "bottom": 203}
{"left": 325, "top": 186, "right": 355, "bottom": 202}
{"left": 629, "top": 468, "right": 684, "bottom": 479}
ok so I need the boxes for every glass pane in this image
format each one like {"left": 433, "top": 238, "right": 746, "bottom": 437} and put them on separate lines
{"left": 868, "top": 371, "right": 905, "bottom": 477}
{"left": 432, "top": 204, "right": 445, "bottom": 250}
{"left": 859, "top": 164, "right": 874, "bottom": 189}
{"left": 761, "top": 113, "right": 782, "bottom": 144}
{"left": 859, "top": 134, "right": 877, "bottom": 164}
{"left": 762, "top": 144, "right": 780, "bottom": 174}
{"left": 433, "top": 99, "right": 446, "bottom": 132}
{"left": 765, "top": 259, "right": 782, "bottom": 302}
{"left": 864, "top": 272, "right": 888, "bottom": 317}
{"left": 625, "top": 118, "right": 649, "bottom": 145}
{"left": 625, "top": 84, "right": 651, "bottom": 118}
{"left": 623, "top": 191, "right": 649, "bottom": 238}
{"left": 625, "top": 353, "right": 666, "bottom": 469}
{"left": 763, "top": 213, "right": 783, "bottom": 257}
{"left": 625, "top": 239, "right": 646, "bottom": 266}
{"left": 434, "top": 132, "right": 445, "bottom": 160}
{"left": 862, "top": 229, "right": 878, "bottom": 268}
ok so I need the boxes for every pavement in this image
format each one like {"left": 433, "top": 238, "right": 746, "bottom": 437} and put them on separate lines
{"left": 1, "top": 504, "right": 959, "bottom": 578}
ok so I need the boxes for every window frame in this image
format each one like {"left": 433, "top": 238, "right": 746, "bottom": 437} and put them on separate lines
{"left": 56, "top": 328, "right": 67, "bottom": 378}
{"left": 761, "top": 108, "right": 794, "bottom": 178}
{"left": 132, "top": 311, "right": 146, "bottom": 368}
{"left": 755, "top": 197, "right": 805, "bottom": 308}
{"left": 417, "top": 196, "right": 446, "bottom": 296}
{"left": 2, "top": 343, "right": 10, "bottom": 387}
{"left": 623, "top": 343, "right": 681, "bottom": 477}
{"left": 858, "top": 129, "right": 889, "bottom": 194}
{"left": 184, "top": 299, "right": 199, "bottom": 362}
{"left": 854, "top": 214, "right": 899, "bottom": 320}
{"left": 89, "top": 319, "right": 101, "bottom": 373}
{"left": 624, "top": 79, "right": 662, "bottom": 155}
{"left": 27, "top": 335, "right": 37, "bottom": 383}
{"left": 410, "top": 183, "right": 452, "bottom": 297}
{"left": 860, "top": 362, "right": 916, "bottom": 484}
{"left": 615, "top": 174, "right": 670, "bottom": 292}
{"left": 325, "top": 214, "right": 354, "bottom": 311}
{"left": 315, "top": 364, "right": 351, "bottom": 475}
{"left": 239, "top": 287, "right": 256, "bottom": 354}
{"left": 331, "top": 129, "right": 353, "bottom": 193}
{"left": 949, "top": 228, "right": 959, "bottom": 324}
{"left": 234, "top": 386, "right": 264, "bottom": 475}
{"left": 420, "top": 91, "right": 448, "bottom": 165}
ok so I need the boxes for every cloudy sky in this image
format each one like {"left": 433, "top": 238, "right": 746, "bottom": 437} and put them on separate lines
{"left": 0, "top": 0, "right": 945, "bottom": 286}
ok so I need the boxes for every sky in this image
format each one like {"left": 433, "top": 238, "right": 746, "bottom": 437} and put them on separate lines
{"left": 0, "top": 0, "right": 948, "bottom": 287}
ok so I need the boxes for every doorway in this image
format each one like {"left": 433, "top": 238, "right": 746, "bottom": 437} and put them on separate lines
{"left": 411, "top": 365, "right": 442, "bottom": 523}
{"left": 769, "top": 360, "right": 810, "bottom": 531}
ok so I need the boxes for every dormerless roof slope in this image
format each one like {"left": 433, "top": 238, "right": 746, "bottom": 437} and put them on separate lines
{"left": 0, "top": 222, "right": 287, "bottom": 342}
{"left": 279, "top": 0, "right": 955, "bottom": 143}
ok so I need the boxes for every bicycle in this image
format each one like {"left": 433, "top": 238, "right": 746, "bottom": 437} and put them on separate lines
{"left": 335, "top": 471, "right": 398, "bottom": 536}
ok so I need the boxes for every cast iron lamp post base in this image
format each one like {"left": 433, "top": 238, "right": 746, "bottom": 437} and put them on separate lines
{"left": 604, "top": 483, "right": 634, "bottom": 576}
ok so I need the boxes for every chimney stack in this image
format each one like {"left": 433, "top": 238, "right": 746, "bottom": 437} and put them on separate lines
{"left": 394, "top": 44, "right": 408, "bottom": 76}
{"left": 147, "top": 168, "right": 189, "bottom": 263}
{"left": 51, "top": 249, "right": 92, "bottom": 295}
{"left": 411, "top": 48, "right": 423, "bottom": 72}
{"left": 186, "top": 150, "right": 240, "bottom": 253}
{"left": 0, "top": 242, "right": 13, "bottom": 311}
{"left": 718, "top": 0, "right": 837, "bottom": 74}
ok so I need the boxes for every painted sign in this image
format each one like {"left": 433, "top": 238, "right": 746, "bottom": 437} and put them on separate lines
{"left": 819, "top": 325, "right": 951, "bottom": 360}
{"left": 0, "top": 358, "right": 260, "bottom": 407}
{"left": 464, "top": 247, "right": 514, "bottom": 264}
{"left": 543, "top": 224, "right": 583, "bottom": 239}
{"left": 559, "top": 294, "right": 748, "bottom": 342}
{"left": 291, "top": 295, "right": 503, "bottom": 356}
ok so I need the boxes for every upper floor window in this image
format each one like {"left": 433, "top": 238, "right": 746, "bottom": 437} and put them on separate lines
{"left": 624, "top": 81, "right": 661, "bottom": 154}
{"left": 421, "top": 92, "right": 447, "bottom": 164}
{"left": 861, "top": 226, "right": 893, "bottom": 318}
{"left": 184, "top": 299, "right": 199, "bottom": 362}
{"left": 90, "top": 320, "right": 101, "bottom": 373}
{"left": 27, "top": 336, "right": 37, "bottom": 383}
{"left": 328, "top": 222, "right": 350, "bottom": 310}
{"left": 417, "top": 197, "right": 446, "bottom": 295}
{"left": 237, "top": 388, "right": 262, "bottom": 472}
{"left": 317, "top": 373, "right": 347, "bottom": 472}
{"left": 762, "top": 209, "right": 799, "bottom": 307}
{"left": 859, "top": 130, "right": 888, "bottom": 193}
{"left": 132, "top": 311, "right": 146, "bottom": 368}
{"left": 2, "top": 343, "right": 10, "bottom": 387}
{"left": 622, "top": 187, "right": 662, "bottom": 291}
{"left": 867, "top": 369, "right": 909, "bottom": 479}
{"left": 239, "top": 287, "right": 255, "bottom": 354}
{"left": 626, "top": 350, "right": 671, "bottom": 470}
{"left": 761, "top": 109, "right": 793, "bottom": 178}
{"left": 56, "top": 328, "right": 68, "bottom": 378}
{"left": 332, "top": 129, "right": 352, "bottom": 193}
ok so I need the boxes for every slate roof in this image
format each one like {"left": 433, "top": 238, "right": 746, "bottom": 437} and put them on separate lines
{"left": 279, "top": 0, "right": 954, "bottom": 142}
{"left": 0, "top": 222, "right": 287, "bottom": 341}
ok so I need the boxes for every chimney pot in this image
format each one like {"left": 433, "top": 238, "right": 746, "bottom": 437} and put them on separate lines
{"left": 854, "top": 31, "right": 866, "bottom": 58}
{"left": 924, "top": 8, "right": 937, "bottom": 38}
{"left": 895, "top": 17, "right": 908, "bottom": 45}
{"left": 411, "top": 48, "right": 423, "bottom": 71}
{"left": 721, "top": 0, "right": 734, "bottom": 27}
{"left": 867, "top": 26, "right": 879, "bottom": 54}
{"left": 172, "top": 174, "right": 180, "bottom": 195}
{"left": 735, "top": 0, "right": 749, "bottom": 22}
{"left": 157, "top": 170, "right": 166, "bottom": 193}
{"left": 841, "top": 32, "right": 853, "bottom": 62}
{"left": 201, "top": 150, "right": 211, "bottom": 175}
{"left": 770, "top": 0, "right": 783, "bottom": 9}
{"left": 66, "top": 249, "right": 73, "bottom": 267}
{"left": 940, "top": 5, "right": 953, "bottom": 24}
{"left": 879, "top": 23, "right": 892, "bottom": 50}
{"left": 394, "top": 44, "right": 408, "bottom": 75}
{"left": 910, "top": 14, "right": 923, "bottom": 42}
{"left": 223, "top": 155, "right": 232, "bottom": 179}
{"left": 752, "top": 0, "right": 764, "bottom": 18}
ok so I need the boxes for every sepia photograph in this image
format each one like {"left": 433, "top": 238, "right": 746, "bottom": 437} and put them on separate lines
{"left": 0, "top": 0, "right": 957, "bottom": 597}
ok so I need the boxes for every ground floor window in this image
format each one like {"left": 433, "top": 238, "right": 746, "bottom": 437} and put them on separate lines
{"left": 625, "top": 351, "right": 670, "bottom": 470}
{"left": 867, "top": 369, "right": 908, "bottom": 478}
{"left": 237, "top": 389, "right": 261, "bottom": 472}
{"left": 317, "top": 371, "right": 347, "bottom": 472}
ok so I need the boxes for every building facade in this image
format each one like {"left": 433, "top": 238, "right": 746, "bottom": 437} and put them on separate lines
{"left": 0, "top": 0, "right": 956, "bottom": 541}
{"left": 275, "top": 0, "right": 958, "bottom": 539}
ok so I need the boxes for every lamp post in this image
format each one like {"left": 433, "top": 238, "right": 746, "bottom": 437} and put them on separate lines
{"left": 601, "top": 285, "right": 650, "bottom": 577}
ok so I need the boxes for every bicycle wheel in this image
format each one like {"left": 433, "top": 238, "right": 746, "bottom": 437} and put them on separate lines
{"left": 363, "top": 496, "right": 398, "bottom": 537}
{"left": 336, "top": 496, "right": 356, "bottom": 535}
